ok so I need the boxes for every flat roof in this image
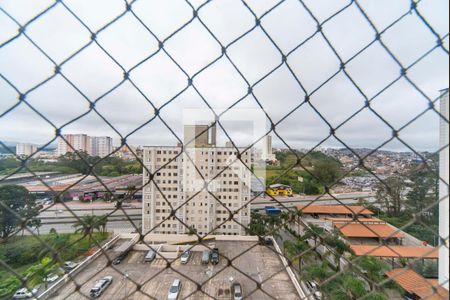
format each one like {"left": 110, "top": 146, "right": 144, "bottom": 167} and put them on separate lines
{"left": 24, "top": 185, "right": 71, "bottom": 192}
{"left": 50, "top": 239, "right": 301, "bottom": 300}
{"left": 351, "top": 245, "right": 439, "bottom": 259}
{"left": 335, "top": 223, "right": 404, "bottom": 238}
{"left": 325, "top": 217, "right": 384, "bottom": 224}
{"left": 297, "top": 205, "right": 374, "bottom": 215}
{"left": 385, "top": 269, "right": 448, "bottom": 300}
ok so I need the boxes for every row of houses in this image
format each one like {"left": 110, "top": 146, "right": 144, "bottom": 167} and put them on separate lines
{"left": 291, "top": 204, "right": 447, "bottom": 300}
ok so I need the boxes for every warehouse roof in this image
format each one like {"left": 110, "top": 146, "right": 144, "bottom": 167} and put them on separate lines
{"left": 334, "top": 223, "right": 404, "bottom": 238}
{"left": 351, "top": 245, "right": 439, "bottom": 259}
{"left": 296, "top": 205, "right": 374, "bottom": 215}
{"left": 325, "top": 217, "right": 384, "bottom": 224}
{"left": 385, "top": 269, "right": 448, "bottom": 300}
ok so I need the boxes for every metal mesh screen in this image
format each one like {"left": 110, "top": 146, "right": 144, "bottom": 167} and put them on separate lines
{"left": 0, "top": 0, "right": 448, "bottom": 299}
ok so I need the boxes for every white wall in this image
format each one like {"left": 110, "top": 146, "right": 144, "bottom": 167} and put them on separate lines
{"left": 439, "top": 89, "right": 449, "bottom": 288}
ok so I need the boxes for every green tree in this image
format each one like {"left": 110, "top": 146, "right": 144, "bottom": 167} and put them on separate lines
{"left": 357, "top": 256, "right": 388, "bottom": 291}
{"left": 304, "top": 224, "right": 325, "bottom": 246}
{"left": 311, "top": 159, "right": 342, "bottom": 187}
{"left": 375, "top": 176, "right": 405, "bottom": 217}
{"left": 283, "top": 239, "right": 311, "bottom": 273}
{"left": 342, "top": 274, "right": 366, "bottom": 298}
{"left": 303, "top": 262, "right": 330, "bottom": 281}
{"left": 25, "top": 257, "right": 59, "bottom": 289}
{"left": 0, "top": 276, "right": 21, "bottom": 299}
{"left": 0, "top": 185, "right": 39, "bottom": 238}
{"left": 98, "top": 215, "right": 108, "bottom": 233}
{"left": 324, "top": 233, "right": 351, "bottom": 270}
{"left": 73, "top": 215, "right": 101, "bottom": 246}
{"left": 406, "top": 162, "right": 438, "bottom": 222}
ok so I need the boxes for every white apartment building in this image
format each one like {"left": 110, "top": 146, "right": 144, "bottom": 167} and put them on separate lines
{"left": 16, "top": 143, "right": 38, "bottom": 157}
{"left": 262, "top": 135, "right": 276, "bottom": 161}
{"left": 142, "top": 147, "right": 252, "bottom": 236}
{"left": 56, "top": 134, "right": 90, "bottom": 156}
{"left": 56, "top": 134, "right": 113, "bottom": 158}
{"left": 90, "top": 136, "right": 113, "bottom": 158}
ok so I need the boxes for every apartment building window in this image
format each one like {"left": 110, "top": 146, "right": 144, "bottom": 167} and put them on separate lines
{"left": 157, "top": 150, "right": 161, "bottom": 154}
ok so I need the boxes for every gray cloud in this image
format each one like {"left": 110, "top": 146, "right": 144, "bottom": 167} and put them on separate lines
{"left": 0, "top": 0, "right": 448, "bottom": 152}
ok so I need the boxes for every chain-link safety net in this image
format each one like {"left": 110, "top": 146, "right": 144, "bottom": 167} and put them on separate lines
{"left": 0, "top": 0, "right": 448, "bottom": 299}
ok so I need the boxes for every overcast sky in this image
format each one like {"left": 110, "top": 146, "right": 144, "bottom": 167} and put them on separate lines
{"left": 0, "top": 0, "right": 448, "bottom": 152}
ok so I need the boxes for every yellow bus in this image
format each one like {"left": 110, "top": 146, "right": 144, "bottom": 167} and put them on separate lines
{"left": 266, "top": 184, "right": 293, "bottom": 197}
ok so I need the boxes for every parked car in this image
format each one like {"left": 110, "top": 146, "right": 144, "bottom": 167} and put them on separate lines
{"left": 167, "top": 279, "right": 182, "bottom": 300}
{"left": 12, "top": 287, "right": 37, "bottom": 299}
{"left": 201, "top": 250, "right": 210, "bottom": 265}
{"left": 63, "top": 261, "right": 78, "bottom": 271}
{"left": 112, "top": 251, "right": 129, "bottom": 265}
{"left": 180, "top": 250, "right": 190, "bottom": 264}
{"left": 89, "top": 276, "right": 113, "bottom": 298}
{"left": 44, "top": 273, "right": 59, "bottom": 283}
{"left": 259, "top": 237, "right": 273, "bottom": 246}
{"left": 306, "top": 281, "right": 322, "bottom": 300}
{"left": 232, "top": 282, "right": 244, "bottom": 300}
{"left": 211, "top": 248, "right": 219, "bottom": 265}
{"left": 144, "top": 249, "right": 157, "bottom": 262}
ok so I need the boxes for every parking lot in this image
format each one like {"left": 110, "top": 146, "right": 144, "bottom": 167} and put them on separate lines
{"left": 49, "top": 240, "right": 300, "bottom": 299}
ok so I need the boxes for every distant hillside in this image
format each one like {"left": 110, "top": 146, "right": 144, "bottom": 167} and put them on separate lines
{"left": 0, "top": 142, "right": 16, "bottom": 154}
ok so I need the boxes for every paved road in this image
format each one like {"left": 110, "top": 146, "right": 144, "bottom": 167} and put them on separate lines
{"left": 29, "top": 201, "right": 142, "bottom": 234}
{"left": 250, "top": 192, "right": 376, "bottom": 210}
{"left": 31, "top": 192, "right": 376, "bottom": 234}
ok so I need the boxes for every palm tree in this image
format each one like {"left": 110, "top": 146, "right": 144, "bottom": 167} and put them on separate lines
{"left": 98, "top": 214, "right": 108, "bottom": 233}
{"left": 283, "top": 239, "right": 311, "bottom": 273}
{"left": 304, "top": 224, "right": 325, "bottom": 247}
{"left": 357, "top": 256, "right": 388, "bottom": 291}
{"left": 323, "top": 233, "right": 350, "bottom": 270}
{"left": 73, "top": 215, "right": 101, "bottom": 246}
{"left": 25, "top": 257, "right": 58, "bottom": 290}
{"left": 40, "top": 232, "right": 70, "bottom": 259}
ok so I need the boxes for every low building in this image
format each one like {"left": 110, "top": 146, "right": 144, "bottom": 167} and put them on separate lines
{"left": 333, "top": 222, "right": 404, "bottom": 245}
{"left": 385, "top": 269, "right": 448, "bottom": 300}
{"left": 296, "top": 204, "right": 374, "bottom": 219}
{"left": 351, "top": 245, "right": 439, "bottom": 260}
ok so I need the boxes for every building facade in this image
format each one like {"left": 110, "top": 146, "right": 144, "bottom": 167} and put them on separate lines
{"left": 16, "top": 143, "right": 38, "bottom": 157}
{"left": 57, "top": 134, "right": 90, "bottom": 156}
{"left": 56, "top": 134, "right": 113, "bottom": 158}
{"left": 90, "top": 136, "right": 113, "bottom": 158}
{"left": 439, "top": 89, "right": 449, "bottom": 288}
{"left": 142, "top": 146, "right": 252, "bottom": 236}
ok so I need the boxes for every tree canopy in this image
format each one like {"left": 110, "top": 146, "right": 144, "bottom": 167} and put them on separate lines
{"left": 0, "top": 185, "right": 40, "bottom": 239}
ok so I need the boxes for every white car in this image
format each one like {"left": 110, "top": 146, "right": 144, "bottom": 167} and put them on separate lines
{"left": 45, "top": 273, "right": 59, "bottom": 283}
{"left": 12, "top": 287, "right": 38, "bottom": 299}
{"left": 63, "top": 261, "right": 78, "bottom": 271}
{"left": 307, "top": 281, "right": 322, "bottom": 300}
{"left": 167, "top": 279, "right": 182, "bottom": 300}
{"left": 180, "top": 251, "right": 190, "bottom": 264}
{"left": 232, "top": 282, "right": 243, "bottom": 300}
{"left": 89, "top": 276, "right": 113, "bottom": 298}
